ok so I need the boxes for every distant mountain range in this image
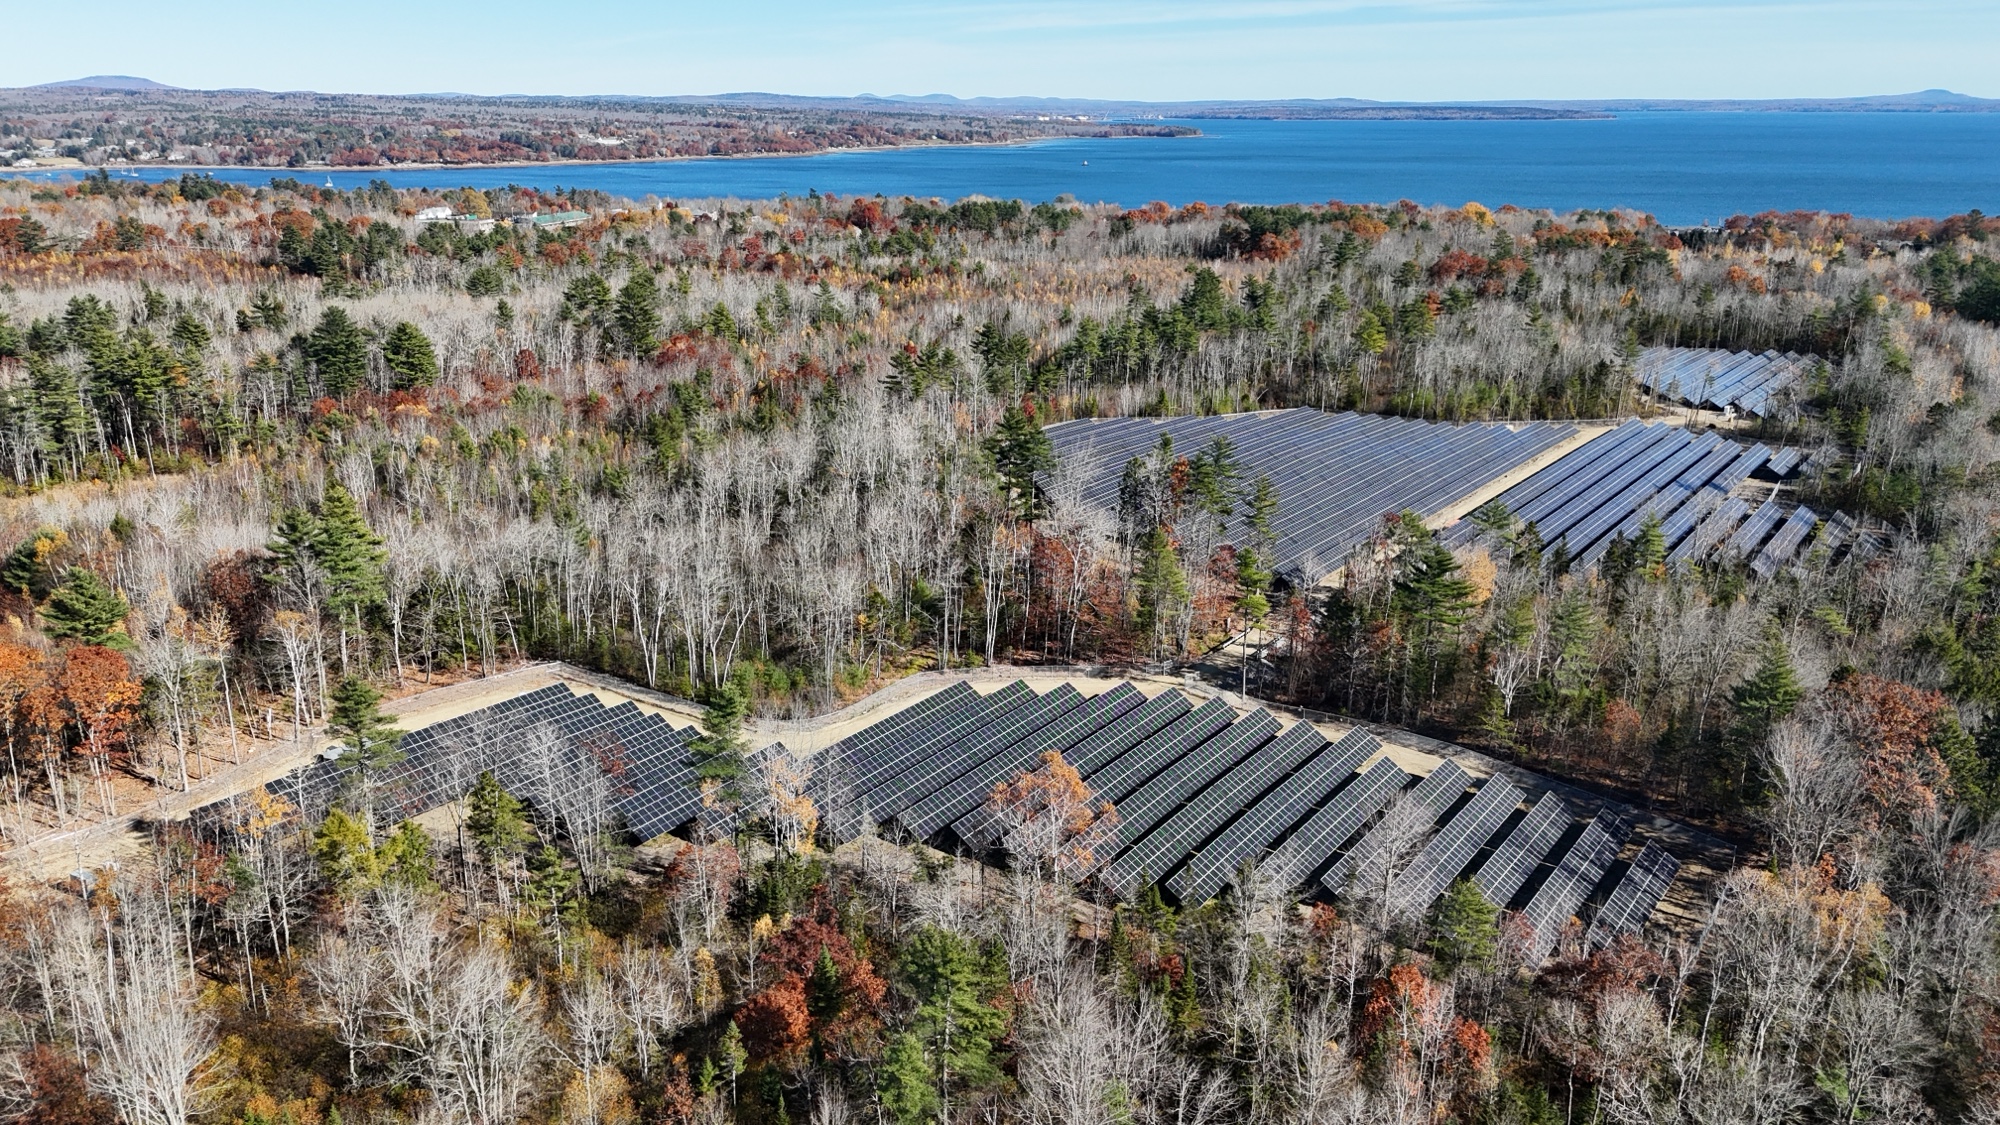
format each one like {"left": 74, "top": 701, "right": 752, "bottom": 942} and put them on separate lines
{"left": 20, "top": 77, "right": 2000, "bottom": 117}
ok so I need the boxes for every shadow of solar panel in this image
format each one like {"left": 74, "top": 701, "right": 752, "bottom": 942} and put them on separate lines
{"left": 1099, "top": 709, "right": 1282, "bottom": 892}
{"left": 1522, "top": 814, "right": 1632, "bottom": 962}
{"left": 1084, "top": 697, "right": 1238, "bottom": 805}
{"left": 889, "top": 684, "right": 1081, "bottom": 832}
{"left": 1281, "top": 757, "right": 1409, "bottom": 886}
{"left": 1168, "top": 727, "right": 1378, "bottom": 902}
{"left": 1391, "top": 776, "right": 1525, "bottom": 911}
{"left": 1319, "top": 759, "right": 1471, "bottom": 894}
{"left": 866, "top": 681, "right": 1036, "bottom": 814}
{"left": 944, "top": 683, "right": 1148, "bottom": 847}
{"left": 1587, "top": 843, "right": 1680, "bottom": 947}
{"left": 1474, "top": 791, "right": 1570, "bottom": 908}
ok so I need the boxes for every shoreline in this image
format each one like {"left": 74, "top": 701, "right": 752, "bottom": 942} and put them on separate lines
{"left": 5, "top": 130, "right": 1180, "bottom": 178}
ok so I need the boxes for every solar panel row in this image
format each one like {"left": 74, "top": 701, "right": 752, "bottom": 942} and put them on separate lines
{"left": 1044, "top": 409, "right": 1579, "bottom": 585}
{"left": 1318, "top": 759, "right": 1472, "bottom": 895}
{"left": 1445, "top": 420, "right": 1814, "bottom": 575}
{"left": 1587, "top": 843, "right": 1681, "bottom": 948}
{"left": 1169, "top": 728, "right": 1381, "bottom": 902}
{"left": 187, "top": 675, "right": 1685, "bottom": 951}
{"left": 1639, "top": 347, "right": 1815, "bottom": 417}
{"left": 1521, "top": 814, "right": 1634, "bottom": 961}
{"left": 191, "top": 683, "right": 706, "bottom": 847}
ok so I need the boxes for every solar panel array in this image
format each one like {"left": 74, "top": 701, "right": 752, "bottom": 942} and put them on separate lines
{"left": 190, "top": 683, "right": 706, "bottom": 845}
{"left": 187, "top": 675, "right": 1688, "bottom": 957}
{"left": 1393, "top": 776, "right": 1526, "bottom": 911}
{"left": 1168, "top": 728, "right": 1380, "bottom": 902}
{"left": 1043, "top": 409, "right": 1579, "bottom": 584}
{"left": 1443, "top": 420, "right": 1851, "bottom": 575}
{"left": 1638, "top": 346, "right": 1817, "bottom": 417}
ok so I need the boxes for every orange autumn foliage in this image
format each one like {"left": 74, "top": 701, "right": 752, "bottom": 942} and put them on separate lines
{"left": 736, "top": 975, "right": 811, "bottom": 1062}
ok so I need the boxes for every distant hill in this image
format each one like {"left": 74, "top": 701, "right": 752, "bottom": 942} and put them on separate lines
{"left": 31, "top": 75, "right": 180, "bottom": 91}
{"left": 1493, "top": 89, "right": 2000, "bottom": 113}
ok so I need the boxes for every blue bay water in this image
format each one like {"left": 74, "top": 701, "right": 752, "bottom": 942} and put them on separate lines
{"left": 19, "top": 113, "right": 1999, "bottom": 224}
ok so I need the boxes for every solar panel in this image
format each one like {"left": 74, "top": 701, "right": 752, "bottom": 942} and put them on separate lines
{"left": 826, "top": 682, "right": 981, "bottom": 803}
{"left": 944, "top": 680, "right": 1152, "bottom": 844}
{"left": 1109, "top": 720, "right": 1326, "bottom": 892}
{"left": 1474, "top": 791, "right": 1570, "bottom": 908}
{"left": 1587, "top": 842, "right": 1680, "bottom": 947}
{"left": 1751, "top": 507, "right": 1820, "bottom": 579}
{"left": 1044, "top": 410, "right": 1579, "bottom": 585}
{"left": 1169, "top": 728, "right": 1379, "bottom": 902}
{"left": 192, "top": 684, "right": 707, "bottom": 851}
{"left": 1281, "top": 757, "right": 1410, "bottom": 884}
{"left": 1098, "top": 709, "right": 1282, "bottom": 892}
{"left": 1064, "top": 690, "right": 1196, "bottom": 776}
{"left": 1319, "top": 759, "right": 1471, "bottom": 894}
{"left": 1083, "top": 697, "right": 1238, "bottom": 804}
{"left": 1392, "top": 776, "right": 1525, "bottom": 913}
{"left": 898, "top": 684, "right": 1088, "bottom": 838}
{"left": 1521, "top": 814, "right": 1633, "bottom": 961}
{"left": 864, "top": 680, "right": 1037, "bottom": 814}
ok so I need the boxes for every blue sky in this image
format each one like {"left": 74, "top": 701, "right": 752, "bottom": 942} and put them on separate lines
{"left": 6, "top": 0, "right": 1996, "bottom": 101}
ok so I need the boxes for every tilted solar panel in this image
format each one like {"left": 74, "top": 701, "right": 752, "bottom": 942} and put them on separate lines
{"left": 1168, "top": 727, "right": 1379, "bottom": 902}
{"left": 864, "top": 681, "right": 1036, "bottom": 813}
{"left": 896, "top": 684, "right": 1085, "bottom": 837}
{"left": 1319, "top": 759, "right": 1471, "bottom": 895}
{"left": 1099, "top": 709, "right": 1282, "bottom": 892}
{"left": 1474, "top": 791, "right": 1571, "bottom": 908}
{"left": 1282, "top": 757, "right": 1410, "bottom": 885}
{"left": 1110, "top": 720, "right": 1327, "bottom": 892}
{"left": 1587, "top": 842, "right": 1680, "bottom": 947}
{"left": 1064, "top": 690, "right": 1195, "bottom": 776}
{"left": 1521, "top": 814, "right": 1632, "bottom": 961}
{"left": 938, "top": 684, "right": 1145, "bottom": 845}
{"left": 1083, "top": 697, "right": 1239, "bottom": 805}
{"left": 1393, "top": 776, "right": 1526, "bottom": 912}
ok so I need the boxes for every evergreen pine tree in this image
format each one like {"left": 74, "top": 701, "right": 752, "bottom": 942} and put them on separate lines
{"left": 310, "top": 807, "right": 381, "bottom": 894}
{"left": 878, "top": 1032, "right": 937, "bottom": 1125}
{"left": 1731, "top": 626, "right": 1804, "bottom": 758}
{"left": 1353, "top": 308, "right": 1388, "bottom": 355}
{"left": 690, "top": 675, "right": 750, "bottom": 810}
{"left": 28, "top": 356, "right": 92, "bottom": 473}
{"left": 983, "top": 401, "right": 1055, "bottom": 516}
{"left": 168, "top": 312, "right": 210, "bottom": 355}
{"left": 1134, "top": 528, "right": 1190, "bottom": 658}
{"left": 1, "top": 527, "right": 68, "bottom": 600}
{"left": 264, "top": 505, "right": 323, "bottom": 589}
{"left": 381, "top": 321, "right": 439, "bottom": 389}
{"left": 898, "top": 926, "right": 1006, "bottom": 1121}
{"left": 376, "top": 821, "right": 436, "bottom": 889}
{"left": 307, "top": 306, "right": 369, "bottom": 396}
{"left": 717, "top": 1019, "right": 747, "bottom": 1106}
{"left": 614, "top": 267, "right": 662, "bottom": 356}
{"left": 328, "top": 676, "right": 404, "bottom": 825}
{"left": 466, "top": 769, "right": 531, "bottom": 865}
{"left": 1428, "top": 879, "right": 1500, "bottom": 972}
{"left": 41, "top": 567, "right": 128, "bottom": 647}
{"left": 314, "top": 483, "right": 387, "bottom": 623}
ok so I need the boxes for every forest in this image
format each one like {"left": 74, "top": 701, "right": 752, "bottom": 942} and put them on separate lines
{"left": 0, "top": 169, "right": 1998, "bottom": 1124}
